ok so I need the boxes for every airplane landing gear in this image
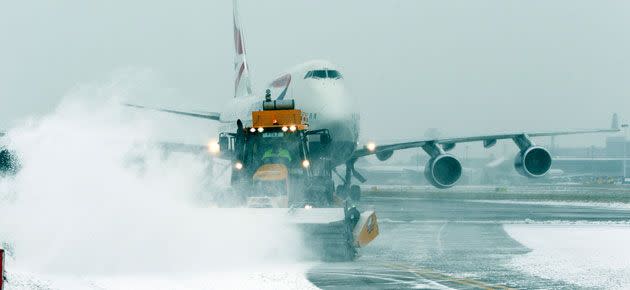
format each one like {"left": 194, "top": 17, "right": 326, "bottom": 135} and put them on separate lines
{"left": 349, "top": 184, "right": 361, "bottom": 201}
{"left": 334, "top": 159, "right": 364, "bottom": 202}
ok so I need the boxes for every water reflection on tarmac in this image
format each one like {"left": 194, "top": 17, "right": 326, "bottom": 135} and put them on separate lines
{"left": 308, "top": 185, "right": 630, "bottom": 289}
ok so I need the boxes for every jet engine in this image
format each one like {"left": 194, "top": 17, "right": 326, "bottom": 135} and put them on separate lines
{"left": 514, "top": 146, "right": 552, "bottom": 178}
{"left": 424, "top": 154, "right": 462, "bottom": 188}
{"left": 376, "top": 150, "right": 393, "bottom": 161}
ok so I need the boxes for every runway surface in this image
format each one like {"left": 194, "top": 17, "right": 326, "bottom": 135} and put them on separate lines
{"left": 307, "top": 185, "right": 630, "bottom": 289}
{"left": 3, "top": 185, "right": 630, "bottom": 289}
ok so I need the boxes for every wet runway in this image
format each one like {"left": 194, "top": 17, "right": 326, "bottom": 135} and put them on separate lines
{"left": 307, "top": 185, "right": 630, "bottom": 289}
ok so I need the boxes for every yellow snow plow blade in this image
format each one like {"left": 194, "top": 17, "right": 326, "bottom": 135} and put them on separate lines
{"left": 285, "top": 207, "right": 379, "bottom": 261}
{"left": 353, "top": 210, "right": 379, "bottom": 247}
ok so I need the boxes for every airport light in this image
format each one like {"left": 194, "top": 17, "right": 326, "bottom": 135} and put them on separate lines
{"left": 366, "top": 142, "right": 377, "bottom": 152}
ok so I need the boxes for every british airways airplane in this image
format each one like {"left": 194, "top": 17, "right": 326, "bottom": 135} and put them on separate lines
{"left": 126, "top": 0, "right": 618, "bottom": 191}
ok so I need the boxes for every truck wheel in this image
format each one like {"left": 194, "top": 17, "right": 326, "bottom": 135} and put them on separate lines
{"left": 349, "top": 185, "right": 361, "bottom": 202}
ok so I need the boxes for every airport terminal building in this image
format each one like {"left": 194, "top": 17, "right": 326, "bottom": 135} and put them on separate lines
{"left": 552, "top": 136, "right": 630, "bottom": 177}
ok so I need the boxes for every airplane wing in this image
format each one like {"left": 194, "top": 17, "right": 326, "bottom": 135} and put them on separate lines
{"left": 353, "top": 127, "right": 619, "bottom": 159}
{"left": 350, "top": 116, "right": 619, "bottom": 188}
{"left": 123, "top": 103, "right": 221, "bottom": 121}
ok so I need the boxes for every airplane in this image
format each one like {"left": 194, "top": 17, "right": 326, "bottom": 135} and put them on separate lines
{"left": 125, "top": 0, "right": 619, "bottom": 195}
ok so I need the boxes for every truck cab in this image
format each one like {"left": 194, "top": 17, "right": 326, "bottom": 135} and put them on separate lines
{"left": 218, "top": 99, "right": 334, "bottom": 208}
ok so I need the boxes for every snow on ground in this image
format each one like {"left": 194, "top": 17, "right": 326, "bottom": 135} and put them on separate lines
{"left": 5, "top": 266, "right": 318, "bottom": 290}
{"left": 95, "top": 268, "right": 318, "bottom": 290}
{"left": 0, "top": 78, "right": 317, "bottom": 290}
{"left": 505, "top": 224, "right": 630, "bottom": 289}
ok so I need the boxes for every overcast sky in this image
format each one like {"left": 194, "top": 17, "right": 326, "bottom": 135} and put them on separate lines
{"left": 1, "top": 0, "right": 629, "bottom": 149}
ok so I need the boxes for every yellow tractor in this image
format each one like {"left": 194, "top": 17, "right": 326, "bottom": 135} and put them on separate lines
{"left": 216, "top": 99, "right": 378, "bottom": 260}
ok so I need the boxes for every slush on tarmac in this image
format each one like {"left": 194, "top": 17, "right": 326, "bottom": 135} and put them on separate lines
{"left": 1, "top": 0, "right": 630, "bottom": 289}
{"left": 308, "top": 185, "right": 630, "bottom": 289}
{"left": 3, "top": 181, "right": 630, "bottom": 289}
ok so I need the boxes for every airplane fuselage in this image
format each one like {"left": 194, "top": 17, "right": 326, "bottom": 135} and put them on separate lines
{"left": 124, "top": 0, "right": 617, "bottom": 190}
{"left": 219, "top": 60, "right": 360, "bottom": 166}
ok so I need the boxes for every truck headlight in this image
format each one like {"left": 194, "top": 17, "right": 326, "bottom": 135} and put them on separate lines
{"left": 289, "top": 125, "right": 297, "bottom": 132}
{"left": 234, "top": 162, "right": 243, "bottom": 170}
{"left": 207, "top": 141, "right": 220, "bottom": 155}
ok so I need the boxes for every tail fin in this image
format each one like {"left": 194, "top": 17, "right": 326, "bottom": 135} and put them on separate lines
{"left": 611, "top": 113, "right": 620, "bottom": 130}
{"left": 233, "top": 0, "right": 253, "bottom": 98}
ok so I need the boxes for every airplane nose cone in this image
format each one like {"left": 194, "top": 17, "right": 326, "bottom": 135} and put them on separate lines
{"left": 305, "top": 79, "right": 356, "bottom": 116}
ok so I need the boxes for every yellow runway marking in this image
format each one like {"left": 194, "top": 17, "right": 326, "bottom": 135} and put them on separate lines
{"left": 383, "top": 263, "right": 516, "bottom": 290}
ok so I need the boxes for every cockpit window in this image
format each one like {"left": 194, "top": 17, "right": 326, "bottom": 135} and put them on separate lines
{"left": 312, "top": 70, "right": 327, "bottom": 79}
{"left": 327, "top": 70, "right": 342, "bottom": 79}
{"left": 304, "top": 69, "right": 343, "bottom": 80}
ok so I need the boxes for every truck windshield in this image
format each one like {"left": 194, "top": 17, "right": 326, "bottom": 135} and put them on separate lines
{"left": 249, "top": 133, "right": 302, "bottom": 167}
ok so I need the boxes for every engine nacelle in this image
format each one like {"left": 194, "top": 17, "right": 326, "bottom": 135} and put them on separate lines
{"left": 514, "top": 146, "right": 552, "bottom": 178}
{"left": 376, "top": 150, "right": 394, "bottom": 161}
{"left": 424, "top": 154, "right": 462, "bottom": 189}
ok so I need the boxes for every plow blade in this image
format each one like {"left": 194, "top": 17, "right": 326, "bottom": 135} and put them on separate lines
{"left": 286, "top": 208, "right": 379, "bottom": 261}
